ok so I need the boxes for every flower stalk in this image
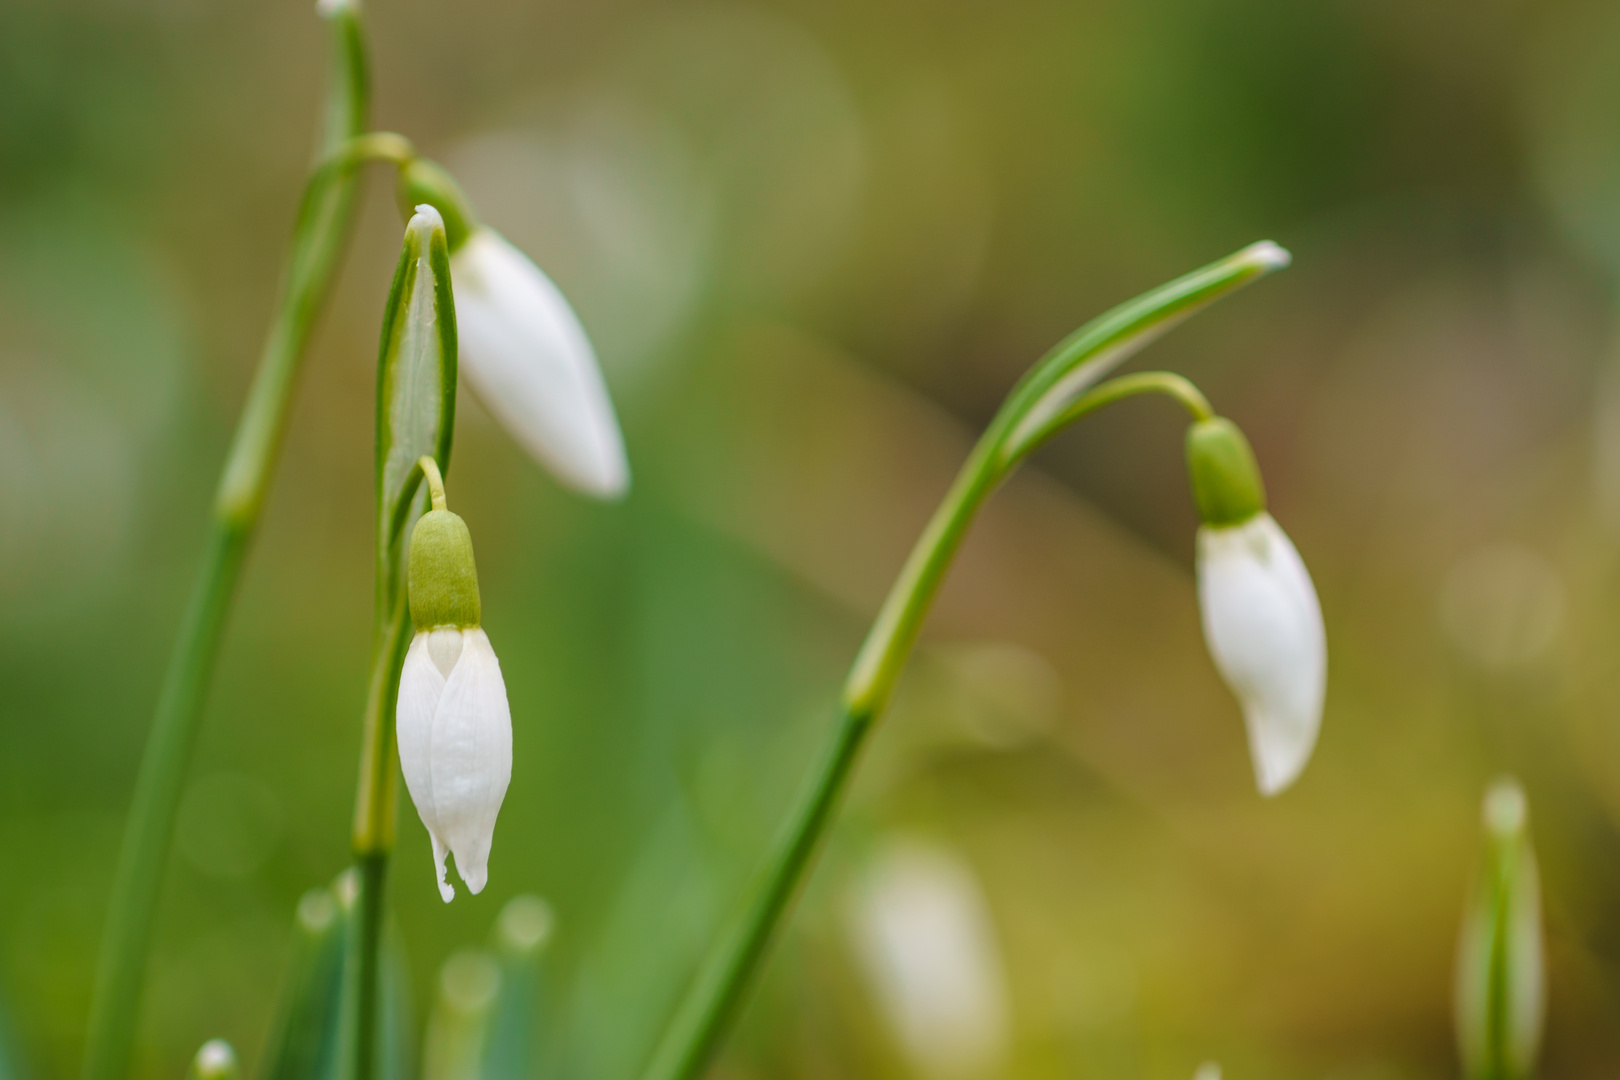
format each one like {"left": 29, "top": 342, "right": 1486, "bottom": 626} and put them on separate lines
{"left": 1456, "top": 778, "right": 1546, "bottom": 1080}
{"left": 351, "top": 204, "right": 460, "bottom": 1080}
{"left": 82, "top": 9, "right": 369, "bottom": 1080}
{"left": 640, "top": 242, "right": 1294, "bottom": 1080}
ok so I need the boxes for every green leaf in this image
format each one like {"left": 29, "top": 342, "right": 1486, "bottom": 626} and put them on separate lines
{"left": 996, "top": 240, "right": 1289, "bottom": 467}
{"left": 375, "top": 207, "right": 458, "bottom": 616}
{"left": 1455, "top": 779, "right": 1545, "bottom": 1080}
{"left": 482, "top": 897, "right": 556, "bottom": 1080}
{"left": 259, "top": 875, "right": 416, "bottom": 1080}
{"left": 260, "top": 884, "right": 347, "bottom": 1080}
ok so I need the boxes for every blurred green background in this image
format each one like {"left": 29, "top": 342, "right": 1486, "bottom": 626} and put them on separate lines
{"left": 4, "top": 0, "right": 1620, "bottom": 1078}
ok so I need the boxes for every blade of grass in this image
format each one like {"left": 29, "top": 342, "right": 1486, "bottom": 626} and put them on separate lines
{"left": 81, "top": 10, "right": 370, "bottom": 1080}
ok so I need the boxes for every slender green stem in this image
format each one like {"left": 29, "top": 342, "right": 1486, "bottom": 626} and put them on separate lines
{"left": 82, "top": 14, "right": 369, "bottom": 1080}
{"left": 418, "top": 455, "right": 448, "bottom": 512}
{"left": 348, "top": 600, "right": 410, "bottom": 1080}
{"left": 1004, "top": 370, "right": 1214, "bottom": 468}
{"left": 638, "top": 242, "right": 1291, "bottom": 1080}
{"left": 83, "top": 530, "right": 247, "bottom": 1080}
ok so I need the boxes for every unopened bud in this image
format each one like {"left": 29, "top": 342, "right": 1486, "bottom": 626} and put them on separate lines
{"left": 1455, "top": 777, "right": 1545, "bottom": 1080}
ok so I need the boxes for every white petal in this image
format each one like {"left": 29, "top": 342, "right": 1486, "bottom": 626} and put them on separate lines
{"left": 1196, "top": 514, "right": 1326, "bottom": 796}
{"left": 452, "top": 229, "right": 630, "bottom": 499}
{"left": 431, "top": 833, "right": 454, "bottom": 904}
{"left": 425, "top": 626, "right": 464, "bottom": 679}
{"left": 848, "top": 840, "right": 1010, "bottom": 1079}
{"left": 397, "top": 634, "right": 448, "bottom": 848}
{"left": 428, "top": 628, "right": 513, "bottom": 895}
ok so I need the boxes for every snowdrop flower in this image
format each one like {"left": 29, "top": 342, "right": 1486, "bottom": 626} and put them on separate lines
{"left": 847, "top": 839, "right": 1010, "bottom": 1080}
{"left": 397, "top": 458, "right": 513, "bottom": 901}
{"left": 1455, "top": 779, "right": 1544, "bottom": 1080}
{"left": 1186, "top": 418, "right": 1326, "bottom": 795}
{"left": 400, "top": 159, "right": 629, "bottom": 499}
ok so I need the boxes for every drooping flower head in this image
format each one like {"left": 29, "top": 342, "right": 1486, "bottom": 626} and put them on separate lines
{"left": 399, "top": 159, "right": 629, "bottom": 499}
{"left": 1185, "top": 417, "right": 1326, "bottom": 795}
{"left": 397, "top": 460, "right": 513, "bottom": 901}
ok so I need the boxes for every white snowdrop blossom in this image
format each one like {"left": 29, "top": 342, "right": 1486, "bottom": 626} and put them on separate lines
{"left": 1196, "top": 513, "right": 1326, "bottom": 795}
{"left": 396, "top": 478, "right": 512, "bottom": 903}
{"left": 847, "top": 840, "right": 1011, "bottom": 1080}
{"left": 451, "top": 229, "right": 629, "bottom": 499}
{"left": 397, "top": 626, "right": 513, "bottom": 902}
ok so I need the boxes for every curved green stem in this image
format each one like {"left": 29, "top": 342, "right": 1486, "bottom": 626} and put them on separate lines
{"left": 81, "top": 13, "right": 370, "bottom": 1080}
{"left": 417, "top": 455, "right": 448, "bottom": 512}
{"left": 638, "top": 242, "right": 1290, "bottom": 1080}
{"left": 1005, "top": 370, "right": 1214, "bottom": 468}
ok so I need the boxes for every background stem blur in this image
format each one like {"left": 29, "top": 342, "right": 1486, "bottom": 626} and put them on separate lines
{"left": 638, "top": 243, "right": 1286, "bottom": 1080}
{"left": 80, "top": 13, "right": 369, "bottom": 1080}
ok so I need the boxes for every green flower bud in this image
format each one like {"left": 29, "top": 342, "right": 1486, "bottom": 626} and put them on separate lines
{"left": 1455, "top": 778, "right": 1545, "bottom": 1080}
{"left": 398, "top": 158, "right": 475, "bottom": 253}
{"left": 1185, "top": 417, "right": 1266, "bottom": 527}
{"left": 408, "top": 509, "right": 482, "bottom": 630}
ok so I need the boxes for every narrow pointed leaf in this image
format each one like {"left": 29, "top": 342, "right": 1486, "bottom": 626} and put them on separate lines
{"left": 260, "top": 884, "right": 349, "bottom": 1080}
{"left": 376, "top": 206, "right": 458, "bottom": 610}
{"left": 482, "top": 896, "right": 556, "bottom": 1080}
{"left": 998, "top": 241, "right": 1290, "bottom": 465}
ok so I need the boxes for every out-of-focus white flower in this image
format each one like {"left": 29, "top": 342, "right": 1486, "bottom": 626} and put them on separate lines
{"left": 847, "top": 839, "right": 1010, "bottom": 1080}
{"left": 190, "top": 1040, "right": 239, "bottom": 1080}
{"left": 1186, "top": 417, "right": 1326, "bottom": 796}
{"left": 452, "top": 228, "right": 629, "bottom": 499}
{"left": 1197, "top": 513, "right": 1326, "bottom": 796}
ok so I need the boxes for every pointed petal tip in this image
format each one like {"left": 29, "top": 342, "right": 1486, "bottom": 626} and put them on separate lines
{"left": 576, "top": 457, "right": 631, "bottom": 501}
{"left": 433, "top": 834, "right": 454, "bottom": 902}
{"left": 1248, "top": 717, "right": 1314, "bottom": 797}
{"left": 1244, "top": 240, "right": 1291, "bottom": 271}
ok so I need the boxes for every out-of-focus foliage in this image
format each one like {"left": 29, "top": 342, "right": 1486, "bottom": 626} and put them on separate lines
{"left": 4, "top": 0, "right": 1620, "bottom": 1079}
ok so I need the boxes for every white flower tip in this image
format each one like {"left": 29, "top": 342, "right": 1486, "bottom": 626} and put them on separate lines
{"left": 1248, "top": 711, "right": 1315, "bottom": 796}
{"left": 315, "top": 0, "right": 355, "bottom": 19}
{"left": 1193, "top": 1063, "right": 1222, "bottom": 1080}
{"left": 1242, "top": 240, "right": 1291, "bottom": 271}
{"left": 195, "top": 1040, "right": 237, "bottom": 1080}
{"left": 1484, "top": 777, "right": 1528, "bottom": 838}
{"left": 433, "top": 835, "right": 455, "bottom": 902}
{"left": 462, "top": 862, "right": 489, "bottom": 895}
{"left": 581, "top": 448, "right": 631, "bottom": 501}
{"left": 409, "top": 203, "right": 446, "bottom": 243}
